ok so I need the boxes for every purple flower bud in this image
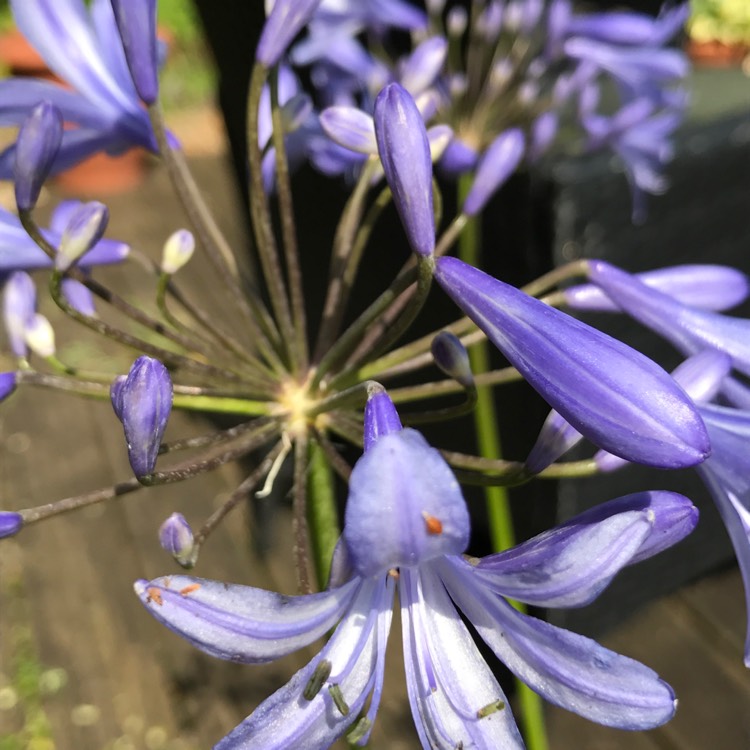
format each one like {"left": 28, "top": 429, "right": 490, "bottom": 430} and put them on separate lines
{"left": 525, "top": 409, "right": 582, "bottom": 474}
{"left": 61, "top": 278, "right": 96, "bottom": 317}
{"left": 13, "top": 102, "right": 63, "bottom": 212}
{"left": 399, "top": 37, "right": 448, "bottom": 96}
{"left": 114, "top": 356, "right": 173, "bottom": 477}
{"left": 0, "top": 511, "right": 23, "bottom": 539}
{"left": 435, "top": 256, "right": 710, "bottom": 469}
{"left": 24, "top": 313, "right": 55, "bottom": 358}
{"left": 462, "top": 128, "right": 525, "bottom": 216}
{"left": 345, "top": 429, "right": 470, "bottom": 576}
{"left": 0, "top": 372, "right": 17, "bottom": 402}
{"left": 363, "top": 390, "right": 402, "bottom": 452}
{"left": 159, "top": 512, "right": 195, "bottom": 567}
{"left": 257, "top": 0, "right": 322, "bottom": 68}
{"left": 374, "top": 83, "right": 434, "bottom": 256}
{"left": 439, "top": 136, "right": 479, "bottom": 176}
{"left": 431, "top": 331, "right": 474, "bottom": 388}
{"left": 161, "top": 229, "right": 195, "bottom": 275}
{"left": 110, "top": 0, "right": 159, "bottom": 104}
{"left": 319, "top": 107, "right": 376, "bottom": 154}
{"left": 57, "top": 201, "right": 109, "bottom": 271}
{"left": 110, "top": 374, "right": 127, "bottom": 420}
{"left": 3, "top": 271, "right": 36, "bottom": 358}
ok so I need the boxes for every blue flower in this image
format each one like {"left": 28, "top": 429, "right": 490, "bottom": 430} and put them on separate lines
{"left": 0, "top": 0, "right": 160, "bottom": 178}
{"left": 135, "top": 390, "right": 695, "bottom": 748}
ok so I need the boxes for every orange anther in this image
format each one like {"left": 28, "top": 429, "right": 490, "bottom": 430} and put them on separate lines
{"left": 179, "top": 583, "right": 201, "bottom": 597}
{"left": 422, "top": 512, "right": 443, "bottom": 535}
{"left": 146, "top": 587, "right": 163, "bottom": 606}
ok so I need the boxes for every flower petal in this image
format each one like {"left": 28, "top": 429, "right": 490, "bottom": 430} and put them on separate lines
{"left": 439, "top": 560, "right": 676, "bottom": 729}
{"left": 134, "top": 575, "right": 360, "bottom": 663}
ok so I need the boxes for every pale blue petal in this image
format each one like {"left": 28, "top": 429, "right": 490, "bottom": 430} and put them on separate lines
{"left": 134, "top": 575, "right": 360, "bottom": 663}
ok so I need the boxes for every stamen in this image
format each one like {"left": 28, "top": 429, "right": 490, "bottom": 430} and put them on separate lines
{"left": 256, "top": 433, "right": 291, "bottom": 498}
{"left": 328, "top": 684, "right": 350, "bottom": 716}
{"left": 179, "top": 584, "right": 201, "bottom": 597}
{"left": 387, "top": 568, "right": 400, "bottom": 579}
{"left": 303, "top": 659, "right": 332, "bottom": 701}
{"left": 476, "top": 699, "right": 506, "bottom": 719}
{"left": 346, "top": 717, "right": 372, "bottom": 744}
{"left": 145, "top": 588, "right": 163, "bottom": 606}
{"left": 422, "top": 511, "right": 443, "bottom": 535}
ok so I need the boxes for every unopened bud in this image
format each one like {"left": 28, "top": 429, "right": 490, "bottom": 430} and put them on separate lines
{"left": 57, "top": 201, "right": 109, "bottom": 271}
{"left": 24, "top": 313, "right": 55, "bottom": 358}
{"left": 161, "top": 229, "right": 195, "bottom": 274}
{"left": 257, "top": 0, "right": 321, "bottom": 68}
{"left": 110, "top": 0, "right": 159, "bottom": 104}
{"left": 14, "top": 101, "right": 63, "bottom": 212}
{"left": 159, "top": 512, "right": 195, "bottom": 567}
{"left": 113, "top": 356, "right": 173, "bottom": 477}
{"left": 3, "top": 271, "right": 36, "bottom": 358}
{"left": 0, "top": 372, "right": 17, "bottom": 402}
{"left": 0, "top": 511, "right": 23, "bottom": 539}
{"left": 431, "top": 331, "right": 474, "bottom": 388}
{"left": 61, "top": 278, "right": 96, "bottom": 316}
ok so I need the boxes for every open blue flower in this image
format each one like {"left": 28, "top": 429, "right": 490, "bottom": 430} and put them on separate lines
{"left": 135, "top": 390, "right": 695, "bottom": 748}
{"left": 0, "top": 0, "right": 160, "bottom": 178}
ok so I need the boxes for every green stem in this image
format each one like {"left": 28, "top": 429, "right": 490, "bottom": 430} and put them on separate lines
{"left": 457, "top": 175, "right": 548, "bottom": 750}
{"left": 307, "top": 438, "right": 341, "bottom": 588}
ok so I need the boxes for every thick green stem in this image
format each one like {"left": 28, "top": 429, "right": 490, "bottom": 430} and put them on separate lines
{"left": 457, "top": 175, "right": 548, "bottom": 750}
{"left": 307, "top": 438, "right": 341, "bottom": 588}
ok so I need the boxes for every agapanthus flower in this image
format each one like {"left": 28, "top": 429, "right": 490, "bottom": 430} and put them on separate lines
{"left": 136, "top": 389, "right": 696, "bottom": 748}
{"left": 0, "top": 0, "right": 161, "bottom": 178}
{"left": 434, "top": 256, "right": 710, "bottom": 469}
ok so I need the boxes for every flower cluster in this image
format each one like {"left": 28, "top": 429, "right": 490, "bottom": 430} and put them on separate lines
{"left": 1, "top": 1, "right": 748, "bottom": 749}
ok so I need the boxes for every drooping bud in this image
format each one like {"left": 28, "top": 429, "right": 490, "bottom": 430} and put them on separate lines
{"left": 462, "top": 129, "right": 525, "bottom": 216}
{"left": 363, "top": 388, "right": 402, "bottom": 452}
{"left": 319, "top": 107, "right": 376, "bottom": 154}
{"left": 56, "top": 201, "right": 109, "bottom": 271}
{"left": 0, "top": 511, "right": 23, "bottom": 539}
{"left": 0, "top": 372, "right": 17, "bottom": 402}
{"left": 24, "top": 313, "right": 55, "bottom": 358}
{"left": 110, "top": 0, "right": 159, "bottom": 104}
{"left": 431, "top": 331, "right": 474, "bottom": 389}
{"left": 161, "top": 229, "right": 195, "bottom": 275}
{"left": 113, "top": 356, "right": 173, "bottom": 478}
{"left": 13, "top": 101, "right": 63, "bottom": 212}
{"left": 525, "top": 409, "right": 583, "bottom": 474}
{"left": 159, "top": 512, "right": 196, "bottom": 567}
{"left": 374, "top": 83, "right": 435, "bottom": 257}
{"left": 3, "top": 271, "right": 36, "bottom": 358}
{"left": 257, "top": 0, "right": 322, "bottom": 68}
{"left": 61, "top": 278, "right": 96, "bottom": 316}
{"left": 435, "top": 256, "right": 711, "bottom": 469}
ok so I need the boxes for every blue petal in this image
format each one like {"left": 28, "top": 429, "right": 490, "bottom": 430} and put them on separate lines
{"left": 400, "top": 566, "right": 524, "bottom": 749}
{"left": 214, "top": 576, "right": 393, "bottom": 750}
{"left": 134, "top": 575, "right": 360, "bottom": 663}
{"left": 435, "top": 257, "right": 710, "bottom": 469}
{"left": 439, "top": 560, "right": 677, "bottom": 729}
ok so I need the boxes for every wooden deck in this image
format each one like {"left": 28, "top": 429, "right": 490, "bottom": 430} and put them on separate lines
{"left": 1, "top": 152, "right": 749, "bottom": 750}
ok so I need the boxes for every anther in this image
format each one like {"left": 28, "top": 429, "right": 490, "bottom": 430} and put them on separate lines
{"left": 346, "top": 717, "right": 372, "bottom": 744}
{"left": 328, "top": 684, "right": 350, "bottom": 716}
{"left": 146, "top": 587, "right": 163, "bottom": 606}
{"left": 422, "top": 511, "right": 443, "bottom": 535}
{"left": 179, "top": 583, "right": 201, "bottom": 596}
{"left": 303, "top": 659, "right": 332, "bottom": 701}
{"left": 476, "top": 699, "right": 505, "bottom": 718}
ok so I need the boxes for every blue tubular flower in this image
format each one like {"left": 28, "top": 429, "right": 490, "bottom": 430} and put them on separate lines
{"left": 0, "top": 203, "right": 129, "bottom": 274}
{"left": 112, "top": 356, "right": 173, "bottom": 478}
{"left": 136, "top": 390, "right": 692, "bottom": 748}
{"left": 374, "top": 83, "right": 434, "bottom": 256}
{"left": 257, "top": 0, "right": 323, "bottom": 68}
{"left": 564, "top": 264, "right": 750, "bottom": 313}
{"left": 0, "top": 511, "right": 23, "bottom": 539}
{"left": 13, "top": 101, "right": 62, "bottom": 212}
{"left": 586, "top": 260, "right": 750, "bottom": 380}
{"left": 434, "top": 256, "right": 710, "bottom": 469}
{"left": 0, "top": 0, "right": 159, "bottom": 178}
{"left": 109, "top": 0, "right": 158, "bottom": 104}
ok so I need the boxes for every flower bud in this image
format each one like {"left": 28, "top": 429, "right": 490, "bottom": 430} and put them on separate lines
{"left": 159, "top": 512, "right": 196, "bottom": 567}
{"left": 113, "top": 356, "right": 173, "bottom": 477}
{"left": 374, "top": 83, "right": 434, "bottom": 256}
{"left": 363, "top": 388, "right": 403, "bottom": 452}
{"left": 0, "top": 511, "right": 23, "bottom": 539}
{"left": 24, "top": 313, "right": 55, "bottom": 358}
{"left": 462, "top": 129, "right": 525, "bottom": 216}
{"left": 161, "top": 229, "right": 195, "bottom": 275}
{"left": 431, "top": 331, "right": 474, "bottom": 389}
{"left": 57, "top": 201, "right": 109, "bottom": 271}
{"left": 61, "top": 278, "right": 96, "bottom": 316}
{"left": 3, "top": 271, "right": 36, "bottom": 358}
{"left": 14, "top": 101, "right": 63, "bottom": 212}
{"left": 0, "top": 372, "right": 17, "bottom": 403}
{"left": 257, "top": 0, "right": 322, "bottom": 68}
{"left": 319, "top": 107, "right": 376, "bottom": 154}
{"left": 110, "top": 0, "right": 159, "bottom": 104}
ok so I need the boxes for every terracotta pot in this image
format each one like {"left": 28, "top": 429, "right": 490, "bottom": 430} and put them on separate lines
{"left": 0, "top": 28, "right": 57, "bottom": 80}
{"left": 686, "top": 38, "right": 750, "bottom": 67}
